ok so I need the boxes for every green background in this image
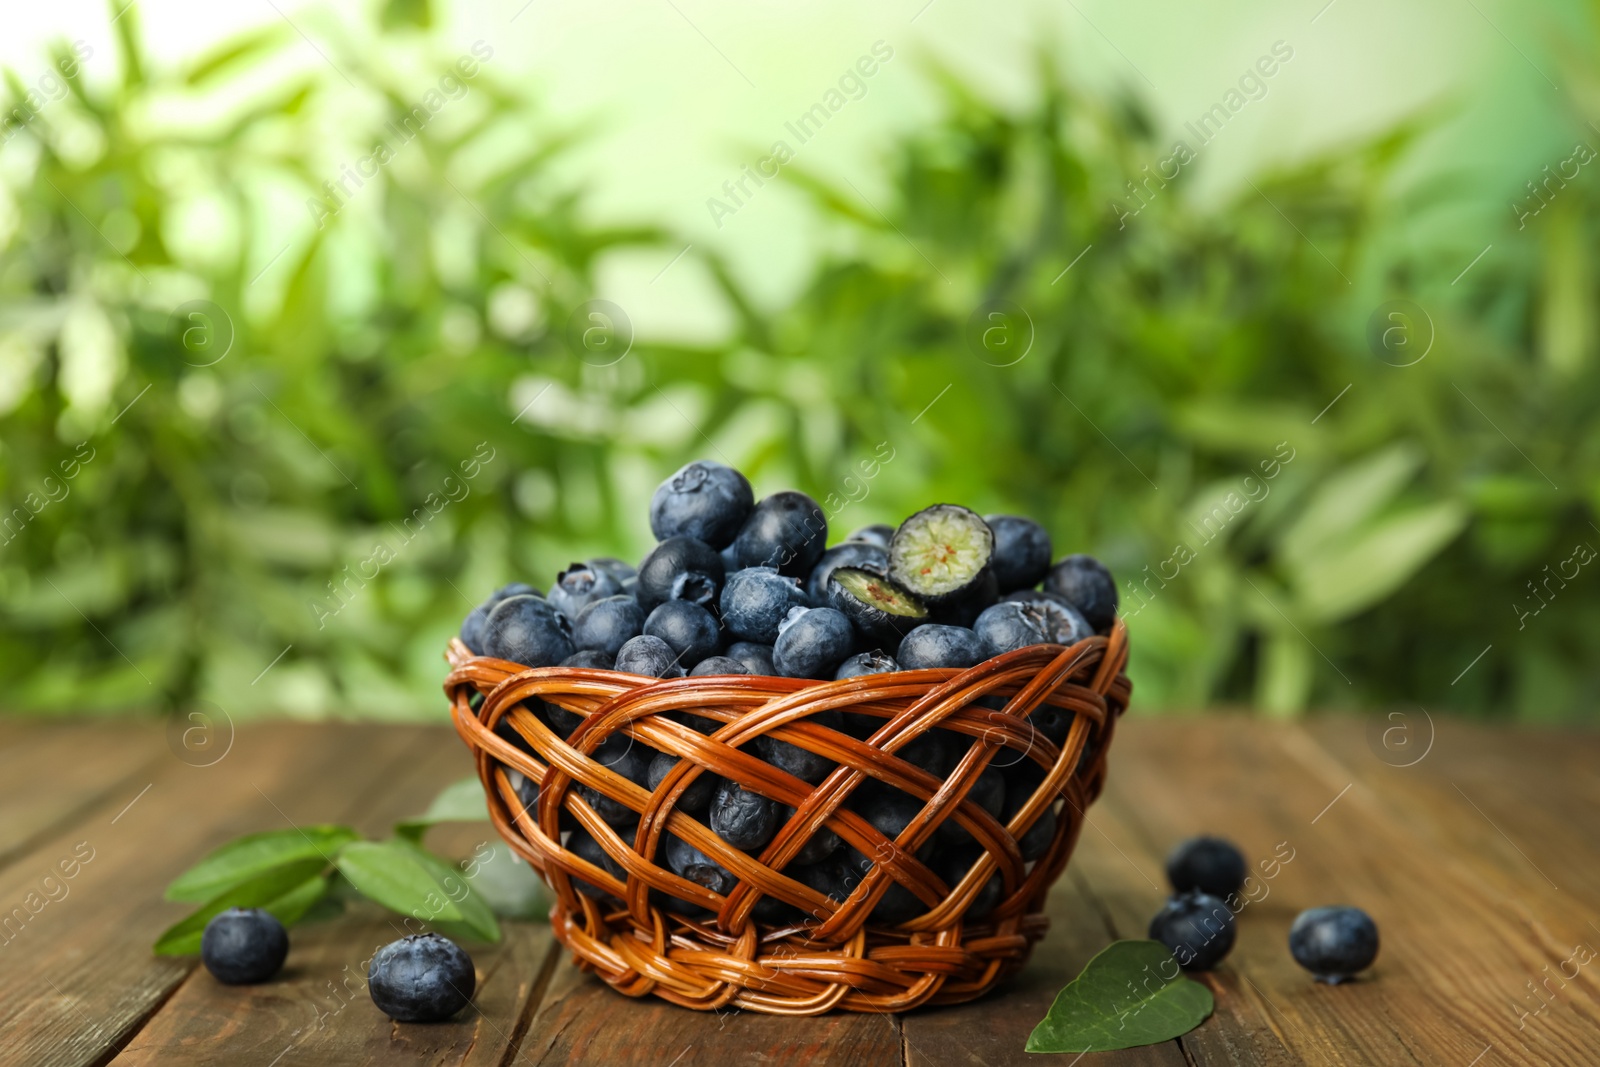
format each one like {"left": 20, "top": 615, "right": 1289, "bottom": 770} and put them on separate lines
{"left": 2, "top": 0, "right": 1597, "bottom": 723}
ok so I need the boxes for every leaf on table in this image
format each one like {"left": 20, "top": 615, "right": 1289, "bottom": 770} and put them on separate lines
{"left": 334, "top": 839, "right": 500, "bottom": 942}
{"left": 154, "top": 860, "right": 330, "bottom": 955}
{"left": 1026, "top": 940, "right": 1214, "bottom": 1054}
{"left": 164, "top": 825, "right": 359, "bottom": 902}
{"left": 395, "top": 775, "right": 489, "bottom": 842}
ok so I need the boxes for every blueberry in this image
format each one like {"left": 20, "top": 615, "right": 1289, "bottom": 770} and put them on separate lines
{"left": 845, "top": 523, "right": 895, "bottom": 548}
{"left": 731, "top": 491, "right": 829, "bottom": 577}
{"left": 575, "top": 734, "right": 649, "bottom": 829}
{"left": 646, "top": 752, "right": 717, "bottom": 812}
{"left": 561, "top": 649, "right": 615, "bottom": 671}
{"left": 650, "top": 461, "right": 755, "bottom": 549}
{"left": 1164, "top": 836, "right": 1247, "bottom": 899}
{"left": 888, "top": 504, "right": 995, "bottom": 606}
{"left": 566, "top": 826, "right": 626, "bottom": 899}
{"left": 1289, "top": 906, "right": 1379, "bottom": 983}
{"left": 720, "top": 566, "right": 808, "bottom": 644}
{"left": 664, "top": 832, "right": 738, "bottom": 895}
{"left": 1148, "top": 891, "right": 1237, "bottom": 971}
{"left": 1015, "top": 804, "right": 1057, "bottom": 862}
{"left": 972, "top": 601, "right": 1053, "bottom": 658}
{"left": 643, "top": 600, "right": 721, "bottom": 667}
{"left": 613, "top": 635, "right": 685, "bottom": 678}
{"left": 773, "top": 607, "right": 856, "bottom": 679}
{"left": 539, "top": 699, "right": 584, "bottom": 738}
{"left": 928, "top": 569, "right": 1000, "bottom": 628}
{"left": 983, "top": 514, "right": 1053, "bottom": 593}
{"left": 588, "top": 557, "right": 638, "bottom": 590}
{"left": 709, "top": 780, "right": 778, "bottom": 850}
{"left": 934, "top": 846, "right": 1004, "bottom": 921}
{"left": 934, "top": 758, "right": 1007, "bottom": 849}
{"left": 368, "top": 933, "right": 475, "bottom": 1023}
{"left": 757, "top": 709, "right": 843, "bottom": 784}
{"left": 778, "top": 806, "right": 842, "bottom": 865}
{"left": 826, "top": 568, "right": 927, "bottom": 653}
{"left": 895, "top": 624, "right": 986, "bottom": 670}
{"left": 724, "top": 641, "right": 777, "bottom": 676}
{"left": 999, "top": 589, "right": 1092, "bottom": 645}
{"left": 483, "top": 594, "right": 574, "bottom": 667}
{"left": 688, "top": 655, "right": 749, "bottom": 677}
{"left": 1044, "top": 554, "right": 1118, "bottom": 633}
{"left": 200, "top": 907, "right": 288, "bottom": 985}
{"left": 572, "top": 595, "right": 645, "bottom": 658}
{"left": 807, "top": 541, "right": 889, "bottom": 602}
{"left": 834, "top": 792, "right": 937, "bottom": 924}
{"left": 636, "top": 536, "right": 725, "bottom": 614}
{"left": 460, "top": 583, "right": 542, "bottom": 654}
{"left": 835, "top": 649, "right": 900, "bottom": 680}
{"left": 549, "top": 561, "right": 625, "bottom": 620}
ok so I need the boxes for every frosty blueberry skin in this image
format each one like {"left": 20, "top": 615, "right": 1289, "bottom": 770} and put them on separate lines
{"left": 895, "top": 624, "right": 986, "bottom": 670}
{"left": 973, "top": 600, "right": 1053, "bottom": 658}
{"left": 636, "top": 536, "right": 725, "bottom": 613}
{"left": 1290, "top": 906, "right": 1379, "bottom": 983}
{"left": 460, "top": 582, "right": 542, "bottom": 654}
{"left": 613, "top": 634, "right": 685, "bottom": 677}
{"left": 773, "top": 607, "right": 856, "bottom": 679}
{"left": 650, "top": 461, "right": 755, "bottom": 549}
{"left": 1044, "top": 553, "right": 1118, "bottom": 633}
{"left": 723, "top": 641, "right": 777, "bottom": 676}
{"left": 720, "top": 566, "right": 809, "bottom": 644}
{"left": 549, "top": 561, "right": 626, "bottom": 620}
{"left": 368, "top": 933, "right": 476, "bottom": 1023}
{"left": 709, "top": 780, "right": 779, "bottom": 850}
{"left": 571, "top": 594, "right": 645, "bottom": 658}
{"left": 1148, "top": 891, "right": 1237, "bottom": 971}
{"left": 561, "top": 649, "right": 615, "bottom": 671}
{"left": 646, "top": 751, "right": 717, "bottom": 812}
{"left": 200, "top": 908, "right": 289, "bottom": 985}
{"left": 998, "top": 589, "right": 1092, "bottom": 645}
{"left": 983, "top": 514, "right": 1053, "bottom": 593}
{"left": 1164, "top": 836, "right": 1247, "bottom": 899}
{"left": 664, "top": 833, "right": 738, "bottom": 895}
{"left": 643, "top": 599, "right": 721, "bottom": 667}
{"left": 731, "top": 491, "right": 829, "bottom": 577}
{"left": 483, "top": 594, "right": 575, "bottom": 667}
{"left": 688, "top": 655, "right": 749, "bottom": 677}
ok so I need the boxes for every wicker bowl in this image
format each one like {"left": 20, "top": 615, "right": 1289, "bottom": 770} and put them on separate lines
{"left": 446, "top": 620, "right": 1130, "bottom": 1015}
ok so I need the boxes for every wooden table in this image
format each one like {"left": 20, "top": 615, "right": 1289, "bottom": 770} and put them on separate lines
{"left": 2, "top": 714, "right": 1596, "bottom": 1066}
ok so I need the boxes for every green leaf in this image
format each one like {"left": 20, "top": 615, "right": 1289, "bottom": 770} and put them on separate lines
{"left": 164, "top": 825, "right": 360, "bottom": 902}
{"left": 1291, "top": 501, "right": 1468, "bottom": 623}
{"left": 334, "top": 840, "right": 500, "bottom": 942}
{"left": 1279, "top": 444, "right": 1423, "bottom": 571}
{"left": 153, "top": 860, "right": 329, "bottom": 955}
{"left": 1026, "top": 940, "right": 1213, "bottom": 1054}
{"left": 395, "top": 775, "right": 488, "bottom": 843}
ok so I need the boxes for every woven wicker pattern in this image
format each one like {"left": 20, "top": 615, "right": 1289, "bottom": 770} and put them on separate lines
{"left": 446, "top": 619, "right": 1130, "bottom": 1015}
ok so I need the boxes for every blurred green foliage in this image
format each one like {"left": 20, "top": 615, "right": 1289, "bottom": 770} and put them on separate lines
{"left": 2, "top": 8, "right": 1597, "bottom": 721}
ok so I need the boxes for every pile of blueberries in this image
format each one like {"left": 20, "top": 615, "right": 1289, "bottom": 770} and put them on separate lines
{"left": 1151, "top": 836, "right": 1380, "bottom": 982}
{"left": 459, "top": 460, "right": 1122, "bottom": 927}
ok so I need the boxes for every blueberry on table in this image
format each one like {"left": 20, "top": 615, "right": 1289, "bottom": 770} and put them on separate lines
{"left": 731, "top": 491, "right": 829, "bottom": 577}
{"left": 200, "top": 907, "right": 288, "bottom": 985}
{"left": 834, "top": 649, "right": 900, "bottom": 680}
{"left": 561, "top": 649, "right": 615, "bottom": 671}
{"left": 1165, "top": 836, "right": 1247, "bottom": 899}
{"left": 720, "top": 566, "right": 809, "bottom": 644}
{"left": 613, "top": 635, "right": 685, "bottom": 678}
{"left": 572, "top": 594, "right": 645, "bottom": 658}
{"left": 643, "top": 599, "right": 721, "bottom": 667}
{"left": 460, "top": 582, "right": 542, "bottom": 654}
{"left": 1148, "top": 891, "right": 1237, "bottom": 971}
{"left": 688, "top": 655, "right": 749, "bottom": 677}
{"left": 999, "top": 589, "right": 1092, "bottom": 645}
{"left": 724, "top": 640, "right": 778, "bottom": 676}
{"left": 888, "top": 504, "right": 995, "bottom": 607}
{"left": 368, "top": 933, "right": 475, "bottom": 1023}
{"left": 646, "top": 751, "right": 717, "bottom": 812}
{"left": 845, "top": 523, "right": 895, "bottom": 548}
{"left": 1044, "top": 554, "right": 1118, "bottom": 633}
{"left": 827, "top": 568, "right": 928, "bottom": 653}
{"left": 549, "top": 560, "right": 625, "bottom": 620}
{"left": 483, "top": 594, "right": 575, "bottom": 667}
{"left": 807, "top": 540, "right": 889, "bottom": 602}
{"left": 636, "top": 536, "right": 725, "bottom": 613}
{"left": 973, "top": 600, "right": 1053, "bottom": 657}
{"left": 1290, "top": 906, "right": 1379, "bottom": 983}
{"left": 650, "top": 460, "right": 755, "bottom": 549}
{"left": 709, "top": 780, "right": 778, "bottom": 850}
{"left": 895, "top": 624, "right": 986, "bottom": 670}
{"left": 982, "top": 514, "right": 1053, "bottom": 593}
{"left": 773, "top": 607, "right": 856, "bottom": 679}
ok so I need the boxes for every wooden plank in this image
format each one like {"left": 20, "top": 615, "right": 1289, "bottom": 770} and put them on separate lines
{"left": 0, "top": 719, "right": 166, "bottom": 871}
{"left": 517, "top": 952, "right": 906, "bottom": 1066}
{"left": 0, "top": 723, "right": 455, "bottom": 1067}
{"left": 900, "top": 872, "right": 1188, "bottom": 1067}
{"left": 107, "top": 733, "right": 559, "bottom": 1067}
{"left": 1101, "top": 716, "right": 1600, "bottom": 1067}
